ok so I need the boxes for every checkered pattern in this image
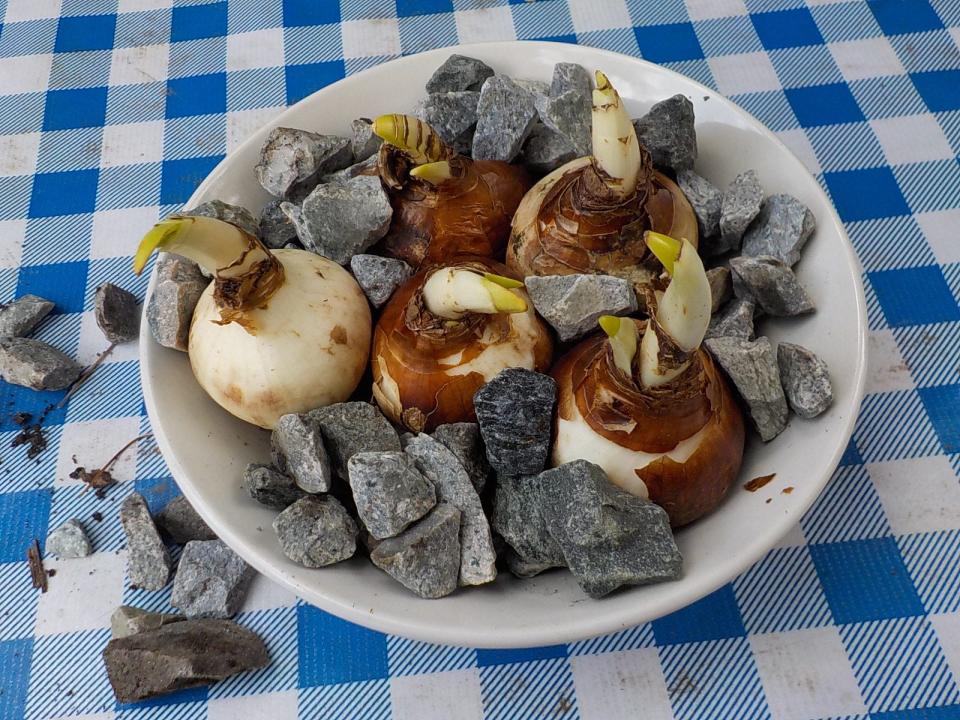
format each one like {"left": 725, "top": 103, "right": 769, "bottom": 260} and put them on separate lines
{"left": 1, "top": 0, "right": 958, "bottom": 717}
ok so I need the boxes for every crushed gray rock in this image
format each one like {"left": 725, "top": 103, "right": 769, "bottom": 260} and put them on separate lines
{"left": 183, "top": 200, "right": 259, "bottom": 238}
{"left": 705, "top": 336, "right": 788, "bottom": 441}
{"left": 255, "top": 128, "right": 353, "bottom": 198}
{"left": 271, "top": 412, "right": 333, "bottom": 494}
{"left": 742, "top": 194, "right": 816, "bottom": 266}
{"left": 718, "top": 170, "right": 763, "bottom": 254}
{"left": 46, "top": 519, "right": 92, "bottom": 558}
{"left": 538, "top": 460, "right": 682, "bottom": 598}
{"left": 370, "top": 503, "right": 462, "bottom": 599}
{"left": 632, "top": 95, "right": 697, "bottom": 172}
{"left": 111, "top": 606, "right": 184, "bottom": 639}
{"left": 171, "top": 540, "right": 255, "bottom": 619}
{"left": 0, "top": 337, "right": 81, "bottom": 391}
{"left": 730, "top": 255, "right": 815, "bottom": 316}
{"left": 273, "top": 495, "right": 357, "bottom": 567}
{"left": 677, "top": 170, "right": 722, "bottom": 240}
{"left": 474, "top": 368, "right": 556, "bottom": 476}
{"left": 432, "top": 422, "right": 490, "bottom": 494}
{"left": 309, "top": 402, "right": 401, "bottom": 478}
{"left": 524, "top": 274, "right": 638, "bottom": 342}
{"left": 347, "top": 451, "right": 436, "bottom": 540}
{"left": 0, "top": 294, "right": 54, "bottom": 337}
{"left": 120, "top": 493, "right": 172, "bottom": 591}
{"left": 102, "top": 618, "right": 269, "bottom": 703}
{"left": 284, "top": 175, "right": 392, "bottom": 265}
{"left": 415, "top": 91, "right": 480, "bottom": 155}
{"left": 492, "top": 474, "right": 566, "bottom": 577}
{"left": 521, "top": 123, "right": 577, "bottom": 174}
{"left": 351, "top": 118, "right": 382, "bottom": 162}
{"left": 94, "top": 283, "right": 139, "bottom": 344}
{"left": 538, "top": 83, "right": 591, "bottom": 156}
{"left": 242, "top": 463, "right": 305, "bottom": 510}
{"left": 426, "top": 54, "right": 494, "bottom": 93}
{"left": 321, "top": 154, "right": 378, "bottom": 184}
{"left": 706, "top": 298, "right": 756, "bottom": 340}
{"left": 147, "top": 255, "right": 208, "bottom": 352}
{"left": 258, "top": 199, "right": 298, "bottom": 249}
{"left": 349, "top": 254, "right": 413, "bottom": 308}
{"left": 778, "top": 342, "right": 833, "bottom": 419}
{"left": 155, "top": 496, "right": 217, "bottom": 544}
{"left": 707, "top": 266, "right": 732, "bottom": 314}
{"left": 472, "top": 75, "right": 539, "bottom": 162}
{"left": 550, "top": 62, "right": 590, "bottom": 98}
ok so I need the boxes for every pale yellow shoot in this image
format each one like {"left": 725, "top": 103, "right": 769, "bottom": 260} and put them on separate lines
{"left": 599, "top": 314, "right": 638, "bottom": 376}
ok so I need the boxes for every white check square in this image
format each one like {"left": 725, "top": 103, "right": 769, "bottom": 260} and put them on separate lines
{"left": 4, "top": 0, "right": 61, "bottom": 22}
{"left": 227, "top": 28, "right": 285, "bottom": 71}
{"left": 454, "top": 8, "right": 516, "bottom": 45}
{"left": 865, "top": 329, "right": 914, "bottom": 394}
{"left": 930, "top": 613, "right": 960, "bottom": 684}
{"left": 100, "top": 120, "right": 165, "bottom": 169}
{"left": 226, "top": 106, "right": 284, "bottom": 153}
{"left": 391, "top": 669, "right": 484, "bottom": 720}
{"left": 208, "top": 691, "right": 299, "bottom": 720}
{"left": 0, "top": 54, "right": 54, "bottom": 95}
{"left": 55, "top": 416, "right": 144, "bottom": 488}
{"left": 870, "top": 455, "right": 960, "bottom": 535}
{"left": 684, "top": 0, "right": 747, "bottom": 20}
{"left": 708, "top": 52, "right": 781, "bottom": 96}
{"left": 917, "top": 209, "right": 960, "bottom": 265}
{"left": 0, "top": 131, "right": 41, "bottom": 177}
{"left": 109, "top": 44, "right": 170, "bottom": 86}
{"left": 0, "top": 219, "right": 26, "bottom": 270}
{"left": 829, "top": 37, "right": 905, "bottom": 82}
{"left": 571, "top": 649, "right": 673, "bottom": 720}
{"left": 775, "top": 129, "right": 820, "bottom": 175}
{"left": 871, "top": 114, "right": 955, "bottom": 166}
{"left": 91, "top": 206, "right": 160, "bottom": 260}
{"left": 341, "top": 18, "right": 403, "bottom": 59}
{"left": 568, "top": 0, "right": 632, "bottom": 33}
{"left": 34, "top": 551, "right": 125, "bottom": 636}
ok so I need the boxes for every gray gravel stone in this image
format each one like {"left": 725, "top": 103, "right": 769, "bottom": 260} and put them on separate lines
{"left": 706, "top": 298, "right": 756, "bottom": 340}
{"left": 0, "top": 294, "right": 54, "bottom": 337}
{"left": 285, "top": 175, "right": 392, "bottom": 265}
{"left": 730, "top": 255, "right": 815, "bottom": 316}
{"left": 677, "top": 170, "right": 722, "bottom": 240}
{"left": 349, "top": 254, "right": 413, "bottom": 308}
{"left": 111, "top": 606, "right": 184, "bottom": 639}
{"left": 94, "top": 283, "right": 139, "bottom": 344}
{"left": 370, "top": 503, "right": 461, "bottom": 599}
{"left": 707, "top": 266, "right": 732, "bottom": 314}
{"left": 551, "top": 62, "right": 590, "bottom": 99}
{"left": 347, "top": 451, "right": 436, "bottom": 540}
{"left": 0, "top": 337, "right": 81, "bottom": 391}
{"left": 538, "top": 460, "right": 682, "bottom": 598}
{"left": 492, "top": 474, "right": 566, "bottom": 577}
{"left": 538, "top": 87, "right": 591, "bottom": 157}
{"left": 705, "top": 336, "right": 788, "bottom": 441}
{"left": 155, "top": 496, "right": 217, "bottom": 544}
{"left": 120, "top": 493, "right": 172, "bottom": 591}
{"left": 472, "top": 75, "right": 539, "bottom": 162}
{"left": 742, "top": 194, "right": 816, "bottom": 266}
{"left": 351, "top": 118, "right": 382, "bottom": 162}
{"left": 255, "top": 127, "right": 353, "bottom": 198}
{"left": 525, "top": 274, "right": 638, "bottom": 342}
{"left": 271, "top": 412, "right": 333, "bottom": 494}
{"left": 432, "top": 422, "right": 490, "bottom": 494}
{"left": 147, "top": 255, "right": 208, "bottom": 352}
{"left": 415, "top": 91, "right": 480, "bottom": 155}
{"left": 321, "top": 154, "right": 379, "bottom": 184}
{"left": 426, "top": 54, "right": 494, "bottom": 93}
{"left": 309, "top": 402, "right": 401, "bottom": 478}
{"left": 102, "top": 619, "right": 269, "bottom": 703}
{"left": 474, "top": 368, "right": 557, "bottom": 476}
{"left": 273, "top": 495, "right": 358, "bottom": 567}
{"left": 183, "top": 200, "right": 259, "bottom": 238}
{"left": 718, "top": 170, "right": 763, "bottom": 253}
{"left": 258, "top": 199, "right": 298, "bottom": 249}
{"left": 521, "top": 122, "right": 577, "bottom": 175}
{"left": 46, "top": 519, "right": 92, "bottom": 558}
{"left": 242, "top": 463, "right": 305, "bottom": 510}
{"left": 632, "top": 95, "right": 697, "bottom": 172}
{"left": 778, "top": 342, "right": 833, "bottom": 419}
{"left": 405, "top": 434, "right": 496, "bottom": 587}
{"left": 171, "top": 540, "right": 254, "bottom": 619}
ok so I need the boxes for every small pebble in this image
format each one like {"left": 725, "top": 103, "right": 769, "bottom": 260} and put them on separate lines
{"left": 350, "top": 254, "right": 413, "bottom": 308}
{"left": 706, "top": 266, "right": 732, "bottom": 314}
{"left": 550, "top": 62, "right": 591, "bottom": 99}
{"left": 171, "top": 540, "right": 255, "bottom": 619}
{"left": 632, "top": 95, "right": 697, "bottom": 172}
{"left": 273, "top": 496, "right": 358, "bottom": 567}
{"left": 472, "top": 75, "right": 539, "bottom": 163}
{"left": 255, "top": 127, "right": 353, "bottom": 198}
{"left": 347, "top": 451, "right": 436, "bottom": 540}
{"left": 183, "top": 200, "right": 259, "bottom": 238}
{"left": 524, "top": 274, "right": 638, "bottom": 342}
{"left": 110, "top": 605, "right": 184, "bottom": 639}
{"left": 742, "top": 194, "right": 816, "bottom": 266}
{"left": 258, "top": 199, "right": 298, "bottom": 249}
{"left": 155, "top": 496, "right": 217, "bottom": 544}
{"left": 242, "top": 463, "right": 305, "bottom": 510}
{"left": 521, "top": 123, "right": 577, "bottom": 175}
{"left": 94, "top": 283, "right": 139, "bottom": 344}
{"left": 415, "top": 92, "right": 480, "bottom": 155}
{"left": 730, "top": 255, "right": 814, "bottom": 316}
{"left": 0, "top": 337, "right": 81, "bottom": 391}
{"left": 0, "top": 294, "right": 54, "bottom": 338}
{"left": 778, "top": 342, "right": 833, "bottom": 419}
{"left": 271, "top": 413, "right": 333, "bottom": 494}
{"left": 351, "top": 118, "right": 382, "bottom": 162}
{"left": 431, "top": 422, "right": 490, "bottom": 495}
{"left": 677, "top": 170, "right": 722, "bottom": 240}
{"left": 718, "top": 170, "right": 763, "bottom": 254}
{"left": 492, "top": 474, "right": 566, "bottom": 578}
{"left": 119, "top": 493, "right": 172, "bottom": 591}
{"left": 706, "top": 298, "right": 756, "bottom": 340}
{"left": 309, "top": 402, "right": 401, "bottom": 478}
{"left": 426, "top": 54, "right": 494, "bottom": 93}
{"left": 46, "top": 519, "right": 92, "bottom": 558}
{"left": 146, "top": 255, "right": 208, "bottom": 352}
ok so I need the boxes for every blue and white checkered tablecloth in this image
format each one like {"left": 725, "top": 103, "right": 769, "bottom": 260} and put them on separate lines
{"left": 1, "top": 0, "right": 959, "bottom": 717}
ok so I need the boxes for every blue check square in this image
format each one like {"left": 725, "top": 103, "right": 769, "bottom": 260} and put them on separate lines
{"left": 165, "top": 73, "right": 226, "bottom": 118}
{"left": 285, "top": 60, "right": 345, "bottom": 105}
{"left": 869, "top": 265, "right": 960, "bottom": 327}
{"left": 752, "top": 8, "right": 824, "bottom": 50}
{"left": 911, "top": 70, "right": 960, "bottom": 112}
{"left": 30, "top": 169, "right": 99, "bottom": 218}
{"left": 0, "top": 490, "right": 52, "bottom": 564}
{"left": 635, "top": 22, "right": 704, "bottom": 63}
{"left": 171, "top": 1, "right": 227, "bottom": 42}
{"left": 918, "top": 384, "right": 960, "bottom": 453}
{"left": 652, "top": 584, "right": 746, "bottom": 645}
{"left": 16, "top": 261, "right": 89, "bottom": 314}
{"left": 869, "top": 0, "right": 944, "bottom": 35}
{"left": 785, "top": 83, "right": 864, "bottom": 127}
{"left": 396, "top": 0, "right": 454, "bottom": 17}
{"left": 0, "top": 638, "right": 33, "bottom": 720}
{"left": 0, "top": 385, "right": 67, "bottom": 433}
{"left": 160, "top": 155, "right": 223, "bottom": 205}
{"left": 283, "top": 0, "right": 341, "bottom": 26}
{"left": 824, "top": 167, "right": 910, "bottom": 222}
{"left": 43, "top": 87, "right": 108, "bottom": 131}
{"left": 477, "top": 644, "right": 567, "bottom": 667}
{"left": 54, "top": 14, "right": 117, "bottom": 53}
{"left": 297, "top": 605, "right": 389, "bottom": 686}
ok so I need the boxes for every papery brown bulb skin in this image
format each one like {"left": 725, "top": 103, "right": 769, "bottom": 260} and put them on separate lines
{"left": 552, "top": 331, "right": 744, "bottom": 527}
{"left": 372, "top": 257, "right": 553, "bottom": 433}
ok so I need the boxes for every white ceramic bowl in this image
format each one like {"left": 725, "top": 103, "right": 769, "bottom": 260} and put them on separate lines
{"left": 140, "top": 41, "right": 867, "bottom": 648}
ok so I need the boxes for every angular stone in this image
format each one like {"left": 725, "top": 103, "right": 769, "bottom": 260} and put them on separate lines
{"left": 102, "top": 618, "right": 269, "bottom": 703}
{"left": 742, "top": 194, "right": 816, "bottom": 266}
{"left": 405, "top": 434, "right": 496, "bottom": 586}
{"left": 147, "top": 255, "right": 208, "bottom": 352}
{"left": 426, "top": 54, "right": 494, "bottom": 93}
{"left": 271, "top": 412, "right": 333, "bottom": 494}
{"left": 730, "top": 255, "right": 815, "bottom": 316}
{"left": 349, "top": 254, "right": 413, "bottom": 308}
{"left": 677, "top": 170, "right": 722, "bottom": 240}
{"left": 273, "top": 495, "right": 357, "bottom": 567}
{"left": 718, "top": 170, "right": 763, "bottom": 253}
{"left": 242, "top": 463, "right": 305, "bottom": 511}
{"left": 778, "top": 342, "right": 833, "bottom": 419}
{"left": 155, "top": 496, "right": 217, "bottom": 544}
{"left": 524, "top": 274, "right": 638, "bottom": 342}
{"left": 255, "top": 127, "right": 353, "bottom": 198}
{"left": 632, "top": 94, "right": 697, "bottom": 172}
{"left": 706, "top": 298, "right": 756, "bottom": 340}
{"left": 0, "top": 294, "right": 54, "bottom": 337}
{"left": 111, "top": 606, "right": 184, "bottom": 639}
{"left": 521, "top": 122, "right": 577, "bottom": 175}
{"left": 415, "top": 91, "right": 480, "bottom": 155}
{"left": 351, "top": 118, "right": 382, "bottom": 162}
{"left": 707, "top": 266, "right": 732, "bottom": 314}
{"left": 285, "top": 175, "right": 392, "bottom": 265}
{"left": 347, "top": 451, "right": 436, "bottom": 540}
{"left": 538, "top": 461, "right": 681, "bottom": 598}
{"left": 120, "top": 493, "right": 172, "bottom": 591}
{"left": 472, "top": 75, "right": 539, "bottom": 162}
{"left": 504, "top": 549, "right": 559, "bottom": 579}
{"left": 0, "top": 337, "right": 81, "bottom": 391}
{"left": 550, "top": 62, "right": 591, "bottom": 99}
{"left": 171, "top": 540, "right": 254, "bottom": 619}
{"left": 370, "top": 503, "right": 461, "bottom": 599}
{"left": 309, "top": 402, "right": 401, "bottom": 478}
{"left": 432, "top": 422, "right": 490, "bottom": 495}
{"left": 94, "top": 283, "right": 139, "bottom": 344}
{"left": 474, "top": 369, "right": 556, "bottom": 476}
{"left": 538, "top": 87, "right": 591, "bottom": 156}
{"left": 492, "top": 474, "right": 566, "bottom": 577}
{"left": 46, "top": 518, "right": 92, "bottom": 558}
{"left": 183, "top": 200, "right": 259, "bottom": 238}
{"left": 321, "top": 154, "right": 379, "bottom": 184}
{"left": 258, "top": 199, "right": 298, "bottom": 249}
{"left": 705, "top": 336, "right": 788, "bottom": 441}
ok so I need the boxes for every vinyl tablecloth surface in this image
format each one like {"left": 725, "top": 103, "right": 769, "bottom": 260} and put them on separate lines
{"left": 1, "top": 0, "right": 960, "bottom": 718}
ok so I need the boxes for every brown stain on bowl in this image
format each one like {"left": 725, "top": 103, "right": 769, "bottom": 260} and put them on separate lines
{"left": 744, "top": 473, "right": 776, "bottom": 492}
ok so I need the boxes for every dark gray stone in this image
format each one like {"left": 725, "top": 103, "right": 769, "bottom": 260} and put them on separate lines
{"left": 550, "top": 62, "right": 591, "bottom": 99}
{"left": 147, "top": 255, "right": 208, "bottom": 352}
{"left": 706, "top": 298, "right": 756, "bottom": 340}
{"left": 171, "top": 540, "right": 255, "bottom": 619}
{"left": 0, "top": 294, "right": 54, "bottom": 337}
{"left": 521, "top": 122, "right": 577, "bottom": 175}
{"left": 632, "top": 95, "right": 697, "bottom": 172}
{"left": 492, "top": 474, "right": 566, "bottom": 577}
{"left": 155, "top": 496, "right": 217, "bottom": 544}
{"left": 538, "top": 88, "right": 591, "bottom": 157}
{"left": 347, "top": 451, "right": 436, "bottom": 540}
{"left": 524, "top": 274, "right": 638, "bottom": 342}
{"left": 94, "top": 283, "right": 139, "bottom": 344}
{"left": 111, "top": 606, "right": 184, "bottom": 639}
{"left": 0, "top": 337, "right": 81, "bottom": 390}
{"left": 432, "top": 422, "right": 490, "bottom": 494}
{"left": 349, "top": 254, "right": 413, "bottom": 308}
{"left": 258, "top": 199, "right": 298, "bottom": 249}
{"left": 707, "top": 266, "right": 732, "bottom": 314}
{"left": 370, "top": 503, "right": 461, "bottom": 599}
{"left": 273, "top": 496, "right": 358, "bottom": 567}
{"left": 538, "top": 460, "right": 682, "bottom": 598}
{"left": 351, "top": 118, "right": 382, "bottom": 162}
{"left": 742, "top": 194, "right": 816, "bottom": 266}
{"left": 309, "top": 402, "right": 401, "bottom": 478}
{"left": 102, "top": 619, "right": 269, "bottom": 703}
{"left": 426, "top": 54, "right": 494, "bottom": 93}
{"left": 778, "top": 342, "right": 833, "bottom": 419}
{"left": 718, "top": 170, "right": 763, "bottom": 253}
{"left": 705, "top": 336, "right": 788, "bottom": 441}
{"left": 120, "top": 493, "right": 172, "bottom": 591}
{"left": 271, "top": 413, "right": 333, "bottom": 494}
{"left": 46, "top": 519, "right": 92, "bottom": 558}
{"left": 677, "top": 170, "right": 722, "bottom": 240}
{"left": 243, "top": 463, "right": 305, "bottom": 511}
{"left": 472, "top": 75, "right": 539, "bottom": 162}
{"left": 255, "top": 127, "right": 353, "bottom": 198}
{"left": 321, "top": 154, "right": 378, "bottom": 184}
{"left": 730, "top": 255, "right": 815, "bottom": 316}
{"left": 183, "top": 200, "right": 259, "bottom": 238}
{"left": 504, "top": 549, "right": 559, "bottom": 579}
{"left": 415, "top": 91, "right": 480, "bottom": 155}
